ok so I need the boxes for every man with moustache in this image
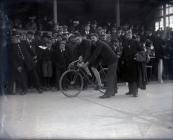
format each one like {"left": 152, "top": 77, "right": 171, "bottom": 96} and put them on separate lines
{"left": 84, "top": 33, "right": 117, "bottom": 98}
{"left": 122, "top": 30, "right": 147, "bottom": 97}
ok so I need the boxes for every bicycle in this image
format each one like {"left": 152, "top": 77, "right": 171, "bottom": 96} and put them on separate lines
{"left": 59, "top": 59, "right": 108, "bottom": 97}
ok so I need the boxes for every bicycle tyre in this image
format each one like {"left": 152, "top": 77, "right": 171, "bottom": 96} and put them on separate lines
{"left": 59, "top": 70, "right": 84, "bottom": 97}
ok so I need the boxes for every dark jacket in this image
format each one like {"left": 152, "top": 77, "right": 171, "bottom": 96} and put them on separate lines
{"left": 40, "top": 47, "right": 53, "bottom": 62}
{"left": 65, "top": 42, "right": 76, "bottom": 62}
{"left": 12, "top": 42, "right": 35, "bottom": 71}
{"left": 12, "top": 43, "right": 24, "bottom": 71}
{"left": 108, "top": 41, "right": 123, "bottom": 59}
{"left": 23, "top": 40, "right": 37, "bottom": 58}
{"left": 122, "top": 39, "right": 147, "bottom": 89}
{"left": 32, "top": 38, "right": 42, "bottom": 56}
{"left": 52, "top": 43, "right": 71, "bottom": 70}
{"left": 152, "top": 36, "right": 165, "bottom": 59}
{"left": 88, "top": 40, "right": 117, "bottom": 66}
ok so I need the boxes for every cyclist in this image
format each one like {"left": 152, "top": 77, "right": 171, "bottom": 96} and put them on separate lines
{"left": 83, "top": 33, "right": 118, "bottom": 98}
{"left": 71, "top": 32, "right": 104, "bottom": 89}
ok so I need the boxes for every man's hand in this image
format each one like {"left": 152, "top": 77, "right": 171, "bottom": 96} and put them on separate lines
{"left": 17, "top": 66, "right": 22, "bottom": 72}
{"left": 77, "top": 62, "right": 84, "bottom": 67}
{"left": 33, "top": 56, "right": 38, "bottom": 63}
{"left": 78, "top": 56, "right": 83, "bottom": 62}
{"left": 33, "top": 56, "right": 37, "bottom": 60}
{"left": 68, "top": 62, "right": 75, "bottom": 68}
{"left": 83, "top": 62, "right": 89, "bottom": 68}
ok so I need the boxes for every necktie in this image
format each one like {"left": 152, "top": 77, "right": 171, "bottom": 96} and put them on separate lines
{"left": 18, "top": 44, "right": 24, "bottom": 60}
{"left": 27, "top": 40, "right": 32, "bottom": 48}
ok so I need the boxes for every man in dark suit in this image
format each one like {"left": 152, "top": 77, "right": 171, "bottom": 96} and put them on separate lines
{"left": 11, "top": 35, "right": 28, "bottom": 95}
{"left": 32, "top": 31, "right": 43, "bottom": 84}
{"left": 108, "top": 38, "right": 123, "bottom": 93}
{"left": 122, "top": 30, "right": 146, "bottom": 97}
{"left": 52, "top": 40, "right": 71, "bottom": 90}
{"left": 13, "top": 32, "right": 43, "bottom": 94}
{"left": 84, "top": 33, "right": 118, "bottom": 98}
{"left": 72, "top": 33, "right": 104, "bottom": 88}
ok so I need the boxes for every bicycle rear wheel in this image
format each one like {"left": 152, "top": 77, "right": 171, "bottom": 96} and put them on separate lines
{"left": 59, "top": 70, "right": 84, "bottom": 97}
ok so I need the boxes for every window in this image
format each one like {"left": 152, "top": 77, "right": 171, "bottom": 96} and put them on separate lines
{"left": 166, "top": 4, "right": 173, "bottom": 8}
{"left": 166, "top": 7, "right": 169, "bottom": 15}
{"left": 160, "top": 18, "right": 164, "bottom": 29}
{"left": 155, "top": 21, "right": 159, "bottom": 31}
{"left": 155, "top": 18, "right": 164, "bottom": 31}
{"left": 166, "top": 16, "right": 169, "bottom": 27}
{"left": 170, "top": 15, "right": 173, "bottom": 28}
{"left": 170, "top": 7, "right": 173, "bottom": 14}
{"left": 161, "top": 9, "right": 164, "bottom": 16}
{"left": 166, "top": 6, "right": 173, "bottom": 15}
{"left": 155, "top": 4, "right": 173, "bottom": 29}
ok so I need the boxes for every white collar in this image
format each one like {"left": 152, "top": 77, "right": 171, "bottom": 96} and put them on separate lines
{"left": 38, "top": 45, "right": 47, "bottom": 50}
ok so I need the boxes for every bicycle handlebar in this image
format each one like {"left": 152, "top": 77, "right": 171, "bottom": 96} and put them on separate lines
{"left": 68, "top": 59, "right": 82, "bottom": 69}
{"left": 69, "top": 59, "right": 80, "bottom": 65}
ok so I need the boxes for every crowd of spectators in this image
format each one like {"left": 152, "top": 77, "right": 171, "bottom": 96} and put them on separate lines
{"left": 9, "top": 16, "right": 173, "bottom": 94}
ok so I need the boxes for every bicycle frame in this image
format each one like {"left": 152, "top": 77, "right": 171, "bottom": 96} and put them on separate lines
{"left": 59, "top": 60, "right": 106, "bottom": 97}
{"left": 68, "top": 60, "right": 94, "bottom": 84}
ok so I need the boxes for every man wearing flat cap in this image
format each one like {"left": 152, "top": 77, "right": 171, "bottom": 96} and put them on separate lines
{"left": 19, "top": 31, "right": 43, "bottom": 93}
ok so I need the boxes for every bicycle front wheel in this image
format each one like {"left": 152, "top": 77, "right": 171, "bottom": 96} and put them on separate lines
{"left": 59, "top": 70, "right": 84, "bottom": 97}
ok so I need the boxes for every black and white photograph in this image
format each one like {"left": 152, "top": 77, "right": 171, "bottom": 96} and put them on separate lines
{"left": 0, "top": 0, "right": 173, "bottom": 139}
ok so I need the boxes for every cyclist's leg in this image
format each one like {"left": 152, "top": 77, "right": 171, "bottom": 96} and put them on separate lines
{"left": 78, "top": 61, "right": 92, "bottom": 77}
{"left": 84, "top": 66, "right": 92, "bottom": 77}
{"left": 91, "top": 67, "right": 103, "bottom": 87}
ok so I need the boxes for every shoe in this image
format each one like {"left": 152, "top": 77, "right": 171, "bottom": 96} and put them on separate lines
{"left": 99, "top": 94, "right": 110, "bottom": 99}
{"left": 43, "top": 87, "right": 48, "bottom": 91}
{"left": 95, "top": 85, "right": 104, "bottom": 90}
{"left": 37, "top": 88, "right": 43, "bottom": 94}
{"left": 56, "top": 87, "right": 60, "bottom": 91}
{"left": 83, "top": 84, "right": 88, "bottom": 90}
{"left": 112, "top": 91, "right": 118, "bottom": 96}
{"left": 125, "top": 92, "right": 132, "bottom": 95}
{"left": 20, "top": 90, "right": 27, "bottom": 95}
{"left": 132, "top": 94, "right": 138, "bottom": 97}
{"left": 47, "top": 87, "right": 51, "bottom": 90}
